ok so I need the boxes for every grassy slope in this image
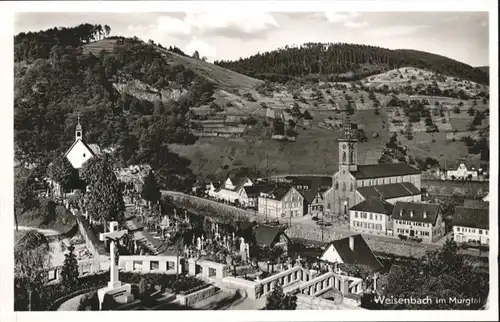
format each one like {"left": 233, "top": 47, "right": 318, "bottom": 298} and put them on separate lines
{"left": 80, "top": 41, "right": 488, "bottom": 178}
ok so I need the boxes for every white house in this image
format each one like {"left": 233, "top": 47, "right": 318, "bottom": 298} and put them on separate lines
{"left": 320, "top": 234, "right": 383, "bottom": 272}
{"left": 349, "top": 197, "right": 395, "bottom": 236}
{"left": 206, "top": 182, "right": 221, "bottom": 198}
{"left": 258, "top": 184, "right": 304, "bottom": 219}
{"left": 216, "top": 177, "right": 254, "bottom": 205}
{"left": 391, "top": 202, "right": 445, "bottom": 243}
{"left": 452, "top": 206, "right": 489, "bottom": 245}
{"left": 446, "top": 163, "right": 478, "bottom": 181}
{"left": 64, "top": 117, "right": 101, "bottom": 169}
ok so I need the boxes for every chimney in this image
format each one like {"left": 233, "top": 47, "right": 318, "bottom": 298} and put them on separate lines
{"left": 349, "top": 236, "right": 355, "bottom": 251}
{"left": 410, "top": 210, "right": 414, "bottom": 218}
{"left": 399, "top": 210, "right": 403, "bottom": 216}
{"left": 423, "top": 211, "right": 427, "bottom": 219}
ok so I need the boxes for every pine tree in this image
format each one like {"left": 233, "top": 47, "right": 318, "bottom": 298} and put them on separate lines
{"left": 141, "top": 170, "right": 161, "bottom": 208}
{"left": 265, "top": 282, "right": 297, "bottom": 310}
{"left": 61, "top": 244, "right": 79, "bottom": 289}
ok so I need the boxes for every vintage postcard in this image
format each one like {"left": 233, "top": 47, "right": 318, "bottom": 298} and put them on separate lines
{"left": 0, "top": 1, "right": 497, "bottom": 321}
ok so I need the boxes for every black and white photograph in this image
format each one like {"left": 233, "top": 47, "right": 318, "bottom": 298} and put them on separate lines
{"left": 1, "top": 1, "right": 498, "bottom": 321}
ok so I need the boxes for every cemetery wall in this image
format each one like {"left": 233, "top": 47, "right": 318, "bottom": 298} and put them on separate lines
{"left": 286, "top": 226, "right": 428, "bottom": 258}
{"left": 164, "top": 191, "right": 258, "bottom": 221}
{"left": 176, "top": 285, "right": 219, "bottom": 306}
{"left": 74, "top": 215, "right": 107, "bottom": 257}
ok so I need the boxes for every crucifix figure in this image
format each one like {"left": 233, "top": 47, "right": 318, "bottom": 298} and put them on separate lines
{"left": 100, "top": 221, "right": 128, "bottom": 289}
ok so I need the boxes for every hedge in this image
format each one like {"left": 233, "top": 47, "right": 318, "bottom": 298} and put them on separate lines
{"left": 16, "top": 272, "right": 207, "bottom": 311}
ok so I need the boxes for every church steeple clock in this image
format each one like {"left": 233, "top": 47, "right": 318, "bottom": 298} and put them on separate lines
{"left": 75, "top": 113, "right": 83, "bottom": 141}
{"left": 337, "top": 115, "right": 358, "bottom": 172}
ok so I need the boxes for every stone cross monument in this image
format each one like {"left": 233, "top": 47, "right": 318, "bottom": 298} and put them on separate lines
{"left": 97, "top": 221, "right": 134, "bottom": 308}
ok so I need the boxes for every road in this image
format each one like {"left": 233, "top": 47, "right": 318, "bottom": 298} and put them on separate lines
{"left": 14, "top": 225, "right": 61, "bottom": 236}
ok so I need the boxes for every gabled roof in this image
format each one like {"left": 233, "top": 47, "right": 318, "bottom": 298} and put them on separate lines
{"left": 254, "top": 225, "right": 288, "bottom": 246}
{"left": 261, "top": 184, "right": 299, "bottom": 201}
{"left": 243, "top": 185, "right": 262, "bottom": 198}
{"left": 463, "top": 199, "right": 489, "bottom": 210}
{"left": 88, "top": 143, "right": 101, "bottom": 155}
{"left": 221, "top": 176, "right": 253, "bottom": 192}
{"left": 210, "top": 181, "right": 221, "bottom": 189}
{"left": 452, "top": 206, "right": 489, "bottom": 230}
{"left": 349, "top": 197, "right": 394, "bottom": 215}
{"left": 357, "top": 182, "right": 421, "bottom": 200}
{"left": 63, "top": 139, "right": 97, "bottom": 159}
{"left": 322, "top": 234, "right": 383, "bottom": 271}
{"left": 391, "top": 202, "right": 440, "bottom": 224}
{"left": 350, "top": 163, "right": 421, "bottom": 179}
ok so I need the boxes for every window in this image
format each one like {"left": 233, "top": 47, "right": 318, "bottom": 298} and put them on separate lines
{"left": 83, "top": 153, "right": 86, "bottom": 157}
{"left": 369, "top": 213, "right": 373, "bottom": 220}
{"left": 350, "top": 183, "right": 353, "bottom": 192}
{"left": 335, "top": 182, "right": 339, "bottom": 190}
{"left": 342, "top": 182, "right": 346, "bottom": 191}
{"left": 150, "top": 261, "right": 159, "bottom": 270}
{"left": 479, "top": 229, "right": 483, "bottom": 234}
{"left": 342, "top": 151, "right": 346, "bottom": 163}
{"left": 355, "top": 212, "right": 358, "bottom": 218}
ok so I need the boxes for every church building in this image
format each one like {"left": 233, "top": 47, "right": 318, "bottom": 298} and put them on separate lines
{"left": 323, "top": 117, "right": 422, "bottom": 216}
{"left": 64, "top": 116, "right": 101, "bottom": 169}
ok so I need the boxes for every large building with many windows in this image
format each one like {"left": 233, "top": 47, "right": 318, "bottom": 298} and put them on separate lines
{"left": 452, "top": 206, "right": 489, "bottom": 245}
{"left": 323, "top": 116, "right": 422, "bottom": 217}
{"left": 349, "top": 197, "right": 395, "bottom": 236}
{"left": 391, "top": 202, "right": 445, "bottom": 243}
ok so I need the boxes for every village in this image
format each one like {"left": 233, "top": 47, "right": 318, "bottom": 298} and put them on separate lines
{"left": 13, "top": 111, "right": 490, "bottom": 311}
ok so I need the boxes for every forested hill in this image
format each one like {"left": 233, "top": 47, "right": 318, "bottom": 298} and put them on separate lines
{"left": 214, "top": 43, "right": 488, "bottom": 85}
{"left": 14, "top": 24, "right": 222, "bottom": 191}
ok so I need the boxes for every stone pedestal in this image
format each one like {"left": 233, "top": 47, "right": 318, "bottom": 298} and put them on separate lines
{"left": 97, "top": 282, "right": 134, "bottom": 309}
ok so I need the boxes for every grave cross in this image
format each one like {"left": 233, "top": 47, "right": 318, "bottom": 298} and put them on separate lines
{"left": 100, "top": 221, "right": 128, "bottom": 288}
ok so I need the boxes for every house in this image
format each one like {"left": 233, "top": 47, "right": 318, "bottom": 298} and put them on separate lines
{"left": 392, "top": 202, "right": 445, "bottom": 243}
{"left": 356, "top": 182, "right": 421, "bottom": 205}
{"left": 323, "top": 116, "right": 422, "bottom": 216}
{"left": 253, "top": 225, "right": 290, "bottom": 251}
{"left": 446, "top": 163, "right": 478, "bottom": 180}
{"left": 64, "top": 117, "right": 101, "bottom": 169}
{"left": 258, "top": 184, "right": 304, "bottom": 219}
{"left": 482, "top": 193, "right": 490, "bottom": 202}
{"left": 206, "top": 181, "right": 221, "bottom": 198}
{"left": 216, "top": 176, "right": 254, "bottom": 205}
{"left": 452, "top": 206, "right": 489, "bottom": 245}
{"left": 320, "top": 234, "right": 383, "bottom": 272}
{"left": 240, "top": 185, "right": 263, "bottom": 208}
{"left": 349, "top": 197, "right": 395, "bottom": 236}
{"left": 289, "top": 176, "right": 331, "bottom": 215}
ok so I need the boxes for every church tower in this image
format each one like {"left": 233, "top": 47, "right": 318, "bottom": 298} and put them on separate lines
{"left": 337, "top": 115, "right": 358, "bottom": 172}
{"left": 75, "top": 113, "right": 83, "bottom": 141}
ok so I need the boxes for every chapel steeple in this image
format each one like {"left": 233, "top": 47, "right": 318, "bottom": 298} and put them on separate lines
{"left": 337, "top": 114, "right": 358, "bottom": 172}
{"left": 75, "top": 112, "right": 83, "bottom": 141}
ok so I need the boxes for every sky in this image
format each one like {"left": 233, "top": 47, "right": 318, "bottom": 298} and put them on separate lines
{"left": 14, "top": 11, "right": 489, "bottom": 66}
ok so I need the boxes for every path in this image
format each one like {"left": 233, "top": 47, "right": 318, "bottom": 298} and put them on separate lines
{"left": 15, "top": 225, "right": 61, "bottom": 236}
{"left": 57, "top": 293, "right": 86, "bottom": 311}
{"left": 123, "top": 204, "right": 165, "bottom": 255}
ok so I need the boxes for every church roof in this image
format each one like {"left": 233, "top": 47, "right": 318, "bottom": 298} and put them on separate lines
{"left": 357, "top": 182, "right": 421, "bottom": 200}
{"left": 350, "top": 163, "right": 421, "bottom": 179}
{"left": 63, "top": 139, "right": 97, "bottom": 159}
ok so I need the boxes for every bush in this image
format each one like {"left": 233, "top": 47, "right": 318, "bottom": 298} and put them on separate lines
{"left": 101, "top": 293, "right": 118, "bottom": 311}
{"left": 77, "top": 292, "right": 99, "bottom": 311}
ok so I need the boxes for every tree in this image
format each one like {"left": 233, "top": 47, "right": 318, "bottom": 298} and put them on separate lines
{"left": 47, "top": 156, "right": 78, "bottom": 194}
{"left": 14, "top": 230, "right": 51, "bottom": 311}
{"left": 14, "top": 168, "right": 39, "bottom": 232}
{"left": 104, "top": 25, "right": 111, "bottom": 38}
{"left": 61, "top": 244, "right": 79, "bottom": 289}
{"left": 81, "top": 155, "right": 125, "bottom": 229}
{"left": 141, "top": 170, "right": 161, "bottom": 208}
{"left": 265, "top": 282, "right": 297, "bottom": 310}
{"left": 192, "top": 50, "right": 200, "bottom": 59}
{"left": 381, "top": 238, "right": 488, "bottom": 309}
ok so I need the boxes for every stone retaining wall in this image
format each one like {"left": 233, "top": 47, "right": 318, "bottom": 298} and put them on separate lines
{"left": 176, "top": 285, "right": 218, "bottom": 306}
